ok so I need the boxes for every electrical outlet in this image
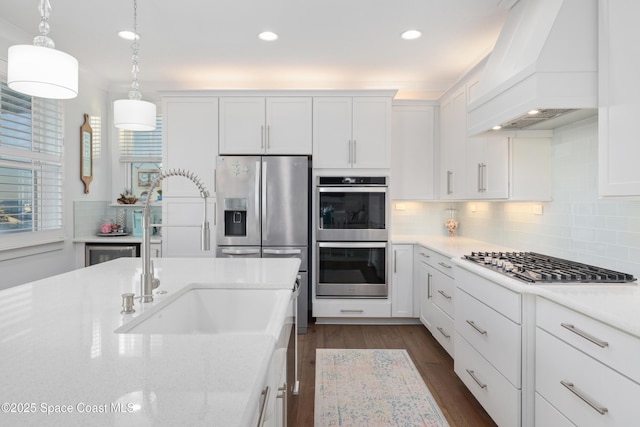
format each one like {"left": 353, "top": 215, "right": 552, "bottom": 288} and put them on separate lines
{"left": 470, "top": 203, "right": 477, "bottom": 213}
{"left": 533, "top": 204, "right": 543, "bottom": 215}
{"left": 395, "top": 203, "right": 406, "bottom": 211}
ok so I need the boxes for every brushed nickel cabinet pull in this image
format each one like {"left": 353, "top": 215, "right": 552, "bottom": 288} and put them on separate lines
{"left": 466, "top": 320, "right": 487, "bottom": 335}
{"left": 561, "top": 323, "right": 609, "bottom": 348}
{"left": 340, "top": 309, "right": 364, "bottom": 313}
{"left": 394, "top": 249, "right": 397, "bottom": 273}
{"left": 257, "top": 386, "right": 270, "bottom": 427}
{"left": 561, "top": 380, "right": 608, "bottom": 415}
{"left": 260, "top": 125, "right": 264, "bottom": 149}
{"left": 438, "top": 261, "right": 452, "bottom": 269}
{"left": 437, "top": 326, "right": 450, "bottom": 339}
{"left": 466, "top": 369, "right": 487, "bottom": 389}
{"left": 277, "top": 382, "right": 287, "bottom": 427}
{"left": 438, "top": 289, "right": 452, "bottom": 300}
{"left": 477, "top": 163, "right": 482, "bottom": 192}
{"left": 353, "top": 140, "right": 357, "bottom": 164}
{"left": 447, "top": 171, "right": 453, "bottom": 195}
{"left": 427, "top": 273, "right": 432, "bottom": 299}
{"left": 420, "top": 252, "right": 430, "bottom": 258}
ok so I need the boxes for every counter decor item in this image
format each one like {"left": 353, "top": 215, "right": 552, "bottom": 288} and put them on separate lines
{"left": 117, "top": 191, "right": 138, "bottom": 205}
{"left": 444, "top": 208, "right": 458, "bottom": 236}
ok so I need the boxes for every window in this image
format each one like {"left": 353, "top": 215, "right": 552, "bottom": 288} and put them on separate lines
{"left": 0, "top": 76, "right": 64, "bottom": 250}
{"left": 119, "top": 116, "right": 162, "bottom": 200}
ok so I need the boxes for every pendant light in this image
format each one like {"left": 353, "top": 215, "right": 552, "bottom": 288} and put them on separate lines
{"left": 7, "top": 0, "right": 78, "bottom": 99}
{"left": 113, "top": 0, "right": 156, "bottom": 131}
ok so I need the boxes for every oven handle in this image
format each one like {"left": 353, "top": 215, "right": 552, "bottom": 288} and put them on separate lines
{"left": 317, "top": 187, "right": 387, "bottom": 192}
{"left": 318, "top": 242, "right": 387, "bottom": 249}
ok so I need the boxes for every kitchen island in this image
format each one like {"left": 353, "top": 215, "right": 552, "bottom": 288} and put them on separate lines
{"left": 0, "top": 257, "right": 300, "bottom": 426}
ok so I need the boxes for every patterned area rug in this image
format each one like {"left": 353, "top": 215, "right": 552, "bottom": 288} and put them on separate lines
{"left": 315, "top": 349, "right": 450, "bottom": 427}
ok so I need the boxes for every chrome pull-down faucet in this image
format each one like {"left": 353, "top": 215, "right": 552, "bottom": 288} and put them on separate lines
{"left": 140, "top": 168, "right": 210, "bottom": 303}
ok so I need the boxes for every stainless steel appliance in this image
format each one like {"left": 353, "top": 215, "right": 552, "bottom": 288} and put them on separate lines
{"left": 85, "top": 243, "right": 139, "bottom": 267}
{"left": 316, "top": 176, "right": 388, "bottom": 241}
{"left": 215, "top": 155, "right": 310, "bottom": 332}
{"left": 315, "top": 176, "right": 389, "bottom": 298}
{"left": 316, "top": 241, "right": 387, "bottom": 297}
{"left": 463, "top": 251, "right": 636, "bottom": 284}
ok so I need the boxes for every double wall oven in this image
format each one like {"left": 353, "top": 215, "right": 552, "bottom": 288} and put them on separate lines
{"left": 315, "top": 176, "right": 389, "bottom": 298}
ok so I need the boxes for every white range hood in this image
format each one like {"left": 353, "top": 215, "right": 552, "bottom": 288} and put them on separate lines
{"left": 467, "top": 0, "right": 598, "bottom": 135}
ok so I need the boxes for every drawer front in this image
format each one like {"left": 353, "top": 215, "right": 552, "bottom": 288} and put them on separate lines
{"left": 536, "top": 328, "right": 640, "bottom": 427}
{"left": 456, "top": 266, "right": 521, "bottom": 323}
{"left": 454, "top": 333, "right": 520, "bottom": 427}
{"left": 535, "top": 393, "right": 576, "bottom": 427}
{"left": 415, "top": 246, "right": 455, "bottom": 278}
{"left": 537, "top": 297, "right": 640, "bottom": 383}
{"left": 456, "top": 288, "right": 521, "bottom": 387}
{"left": 430, "top": 303, "right": 454, "bottom": 357}
{"left": 313, "top": 299, "right": 391, "bottom": 318}
{"left": 432, "top": 268, "right": 455, "bottom": 317}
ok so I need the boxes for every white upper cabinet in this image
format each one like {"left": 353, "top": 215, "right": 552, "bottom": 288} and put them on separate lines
{"left": 391, "top": 102, "right": 436, "bottom": 200}
{"left": 598, "top": 0, "right": 640, "bottom": 197}
{"left": 467, "top": 136, "right": 509, "bottom": 199}
{"left": 163, "top": 97, "right": 218, "bottom": 197}
{"left": 219, "top": 97, "right": 312, "bottom": 155}
{"left": 439, "top": 87, "right": 468, "bottom": 199}
{"left": 313, "top": 97, "right": 391, "bottom": 169}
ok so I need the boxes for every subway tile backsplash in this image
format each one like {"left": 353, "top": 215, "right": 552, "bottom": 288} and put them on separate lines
{"left": 392, "top": 117, "right": 640, "bottom": 280}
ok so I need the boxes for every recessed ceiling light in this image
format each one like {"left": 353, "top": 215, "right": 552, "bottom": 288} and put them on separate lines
{"left": 401, "top": 30, "right": 422, "bottom": 40}
{"left": 258, "top": 31, "right": 278, "bottom": 41}
{"left": 492, "top": 125, "right": 502, "bottom": 130}
{"left": 118, "top": 30, "right": 139, "bottom": 41}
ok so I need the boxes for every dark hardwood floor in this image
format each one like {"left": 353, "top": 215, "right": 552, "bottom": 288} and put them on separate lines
{"left": 288, "top": 321, "right": 497, "bottom": 427}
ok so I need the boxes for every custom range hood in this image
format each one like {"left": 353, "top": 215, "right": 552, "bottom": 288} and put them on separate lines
{"left": 467, "top": 0, "right": 598, "bottom": 135}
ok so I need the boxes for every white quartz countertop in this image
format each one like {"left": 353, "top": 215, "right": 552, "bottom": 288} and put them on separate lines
{"left": 73, "top": 235, "right": 162, "bottom": 243}
{"left": 393, "top": 234, "right": 640, "bottom": 338}
{"left": 0, "top": 257, "right": 300, "bottom": 426}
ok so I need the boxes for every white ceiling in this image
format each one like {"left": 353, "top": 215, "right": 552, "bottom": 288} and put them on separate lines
{"left": 0, "top": 0, "right": 509, "bottom": 100}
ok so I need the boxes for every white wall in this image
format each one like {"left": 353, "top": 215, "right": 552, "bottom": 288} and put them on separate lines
{"left": 393, "top": 116, "right": 640, "bottom": 280}
{"left": 0, "top": 18, "right": 110, "bottom": 289}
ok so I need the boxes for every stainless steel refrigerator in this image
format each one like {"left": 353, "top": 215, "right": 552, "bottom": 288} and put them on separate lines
{"left": 215, "top": 155, "right": 309, "bottom": 332}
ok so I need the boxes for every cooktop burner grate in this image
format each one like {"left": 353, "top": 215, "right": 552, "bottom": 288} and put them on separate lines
{"left": 463, "top": 251, "right": 636, "bottom": 284}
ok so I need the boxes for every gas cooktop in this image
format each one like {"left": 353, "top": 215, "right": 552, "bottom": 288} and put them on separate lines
{"left": 463, "top": 251, "right": 636, "bottom": 284}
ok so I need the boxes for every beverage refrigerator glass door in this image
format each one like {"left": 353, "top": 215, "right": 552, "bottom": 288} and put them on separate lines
{"left": 316, "top": 177, "right": 388, "bottom": 241}
{"left": 316, "top": 242, "right": 388, "bottom": 297}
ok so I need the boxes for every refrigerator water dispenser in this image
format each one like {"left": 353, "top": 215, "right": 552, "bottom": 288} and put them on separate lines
{"left": 224, "top": 198, "right": 247, "bottom": 237}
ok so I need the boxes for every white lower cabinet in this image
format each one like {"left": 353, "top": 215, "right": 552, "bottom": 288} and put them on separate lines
{"left": 535, "top": 297, "right": 640, "bottom": 427}
{"left": 535, "top": 393, "right": 575, "bottom": 427}
{"left": 455, "top": 332, "right": 521, "bottom": 427}
{"left": 454, "top": 266, "right": 522, "bottom": 426}
{"left": 312, "top": 299, "right": 391, "bottom": 318}
{"left": 414, "top": 245, "right": 455, "bottom": 357}
{"left": 391, "top": 244, "right": 416, "bottom": 317}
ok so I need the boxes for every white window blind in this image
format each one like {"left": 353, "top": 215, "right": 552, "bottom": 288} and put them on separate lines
{"left": 0, "top": 76, "right": 64, "bottom": 249}
{"left": 119, "top": 116, "right": 162, "bottom": 162}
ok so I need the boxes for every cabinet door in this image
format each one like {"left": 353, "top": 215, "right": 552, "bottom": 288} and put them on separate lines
{"left": 391, "top": 244, "right": 414, "bottom": 317}
{"left": 391, "top": 103, "right": 436, "bottom": 200}
{"left": 312, "top": 97, "right": 353, "bottom": 168}
{"left": 352, "top": 97, "right": 391, "bottom": 169}
{"left": 598, "top": 0, "right": 640, "bottom": 196}
{"left": 440, "top": 88, "right": 467, "bottom": 199}
{"left": 162, "top": 198, "right": 216, "bottom": 257}
{"left": 414, "top": 249, "right": 435, "bottom": 329}
{"left": 467, "top": 136, "right": 508, "bottom": 199}
{"left": 266, "top": 97, "right": 312, "bottom": 154}
{"left": 163, "top": 97, "right": 218, "bottom": 197}
{"left": 219, "top": 97, "right": 265, "bottom": 154}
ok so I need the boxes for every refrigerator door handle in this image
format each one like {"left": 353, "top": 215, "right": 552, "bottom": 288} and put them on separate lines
{"left": 255, "top": 160, "right": 261, "bottom": 238}
{"left": 263, "top": 248, "right": 302, "bottom": 255}
{"left": 262, "top": 160, "right": 267, "bottom": 243}
{"left": 221, "top": 248, "right": 261, "bottom": 255}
